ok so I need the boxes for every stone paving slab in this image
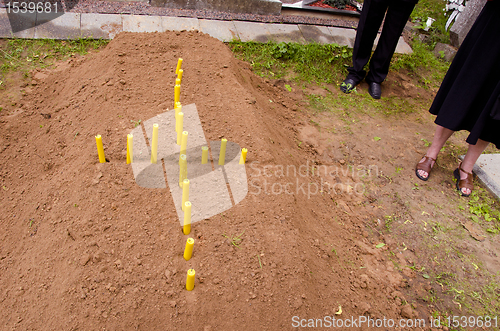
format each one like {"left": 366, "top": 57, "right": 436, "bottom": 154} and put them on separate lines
{"left": 162, "top": 16, "right": 199, "bottom": 32}
{"left": 395, "top": 36, "right": 412, "bottom": 54}
{"left": 298, "top": 24, "right": 334, "bottom": 44}
{"left": 199, "top": 19, "right": 239, "bottom": 42}
{"left": 81, "top": 13, "right": 123, "bottom": 39}
{"left": 123, "top": 14, "right": 162, "bottom": 33}
{"left": 327, "top": 26, "right": 355, "bottom": 47}
{"left": 473, "top": 154, "right": 500, "bottom": 200}
{"left": 233, "top": 20, "right": 271, "bottom": 42}
{"left": 0, "top": 9, "right": 36, "bottom": 38}
{"left": 373, "top": 34, "right": 413, "bottom": 55}
{"left": 266, "top": 23, "right": 305, "bottom": 43}
{"left": 35, "top": 12, "right": 81, "bottom": 39}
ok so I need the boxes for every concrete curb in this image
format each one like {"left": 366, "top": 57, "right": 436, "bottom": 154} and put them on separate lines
{"left": 473, "top": 154, "right": 500, "bottom": 200}
{"left": 0, "top": 8, "right": 413, "bottom": 54}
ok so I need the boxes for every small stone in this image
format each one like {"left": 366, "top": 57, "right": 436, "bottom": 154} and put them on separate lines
{"left": 401, "top": 304, "right": 413, "bottom": 319}
{"left": 434, "top": 42, "right": 457, "bottom": 62}
{"left": 80, "top": 254, "right": 91, "bottom": 266}
{"left": 93, "top": 252, "right": 103, "bottom": 263}
{"left": 114, "top": 260, "right": 123, "bottom": 270}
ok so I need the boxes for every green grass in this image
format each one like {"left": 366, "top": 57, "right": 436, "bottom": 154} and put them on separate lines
{"left": 410, "top": 0, "right": 450, "bottom": 45}
{"left": 222, "top": 230, "right": 245, "bottom": 248}
{"left": 391, "top": 39, "right": 450, "bottom": 89}
{"left": 1, "top": 38, "right": 109, "bottom": 79}
{"left": 467, "top": 188, "right": 500, "bottom": 234}
{"left": 306, "top": 87, "right": 425, "bottom": 117}
{"left": 229, "top": 41, "right": 352, "bottom": 83}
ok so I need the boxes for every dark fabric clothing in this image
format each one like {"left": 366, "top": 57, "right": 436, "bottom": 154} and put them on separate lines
{"left": 346, "top": 0, "right": 415, "bottom": 84}
{"left": 429, "top": 0, "right": 500, "bottom": 149}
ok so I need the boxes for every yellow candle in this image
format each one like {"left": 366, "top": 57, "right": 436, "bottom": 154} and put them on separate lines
{"left": 178, "top": 69, "right": 183, "bottom": 84}
{"left": 183, "top": 201, "right": 191, "bottom": 235}
{"left": 175, "top": 103, "right": 182, "bottom": 132}
{"left": 95, "top": 135, "right": 106, "bottom": 163}
{"left": 126, "top": 134, "right": 133, "bottom": 164}
{"left": 176, "top": 78, "right": 181, "bottom": 86}
{"left": 174, "top": 84, "right": 181, "bottom": 105}
{"left": 180, "top": 131, "right": 188, "bottom": 155}
{"left": 176, "top": 58, "right": 183, "bottom": 75}
{"left": 151, "top": 124, "right": 159, "bottom": 164}
{"left": 201, "top": 146, "right": 208, "bottom": 164}
{"left": 179, "top": 154, "right": 187, "bottom": 188}
{"left": 177, "top": 112, "right": 184, "bottom": 145}
{"left": 182, "top": 179, "right": 190, "bottom": 211}
{"left": 239, "top": 148, "right": 247, "bottom": 165}
{"left": 218, "top": 138, "right": 227, "bottom": 166}
{"left": 183, "top": 238, "right": 194, "bottom": 261}
{"left": 186, "top": 268, "right": 195, "bottom": 291}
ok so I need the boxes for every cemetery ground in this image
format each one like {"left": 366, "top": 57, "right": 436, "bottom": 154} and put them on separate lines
{"left": 1, "top": 30, "right": 500, "bottom": 330}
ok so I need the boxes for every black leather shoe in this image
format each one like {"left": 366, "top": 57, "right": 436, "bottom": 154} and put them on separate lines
{"left": 340, "top": 78, "right": 357, "bottom": 94}
{"left": 368, "top": 82, "right": 381, "bottom": 99}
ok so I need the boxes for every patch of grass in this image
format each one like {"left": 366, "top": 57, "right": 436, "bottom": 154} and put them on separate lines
{"left": 131, "top": 119, "right": 142, "bottom": 128}
{"left": 410, "top": 0, "right": 450, "bottom": 45}
{"left": 306, "top": 89, "right": 422, "bottom": 117}
{"left": 222, "top": 230, "right": 245, "bottom": 248}
{"left": 1, "top": 38, "right": 109, "bottom": 81}
{"left": 228, "top": 41, "right": 352, "bottom": 83}
{"left": 466, "top": 188, "right": 500, "bottom": 234}
{"left": 391, "top": 39, "right": 449, "bottom": 88}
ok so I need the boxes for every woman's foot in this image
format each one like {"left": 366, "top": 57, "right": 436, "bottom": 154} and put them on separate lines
{"left": 415, "top": 155, "right": 436, "bottom": 181}
{"left": 453, "top": 163, "right": 474, "bottom": 197}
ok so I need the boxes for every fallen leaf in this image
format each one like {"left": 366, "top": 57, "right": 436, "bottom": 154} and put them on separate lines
{"left": 375, "top": 243, "right": 385, "bottom": 248}
{"left": 335, "top": 305, "right": 342, "bottom": 315}
{"left": 461, "top": 220, "right": 486, "bottom": 242}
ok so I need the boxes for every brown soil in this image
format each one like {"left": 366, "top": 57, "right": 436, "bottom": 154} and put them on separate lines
{"left": 1, "top": 31, "right": 499, "bottom": 330}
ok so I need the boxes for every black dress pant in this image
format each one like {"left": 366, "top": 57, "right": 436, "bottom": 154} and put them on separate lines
{"left": 347, "top": 0, "right": 416, "bottom": 84}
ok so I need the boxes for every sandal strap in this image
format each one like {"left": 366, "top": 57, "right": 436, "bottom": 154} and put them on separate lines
{"left": 458, "top": 163, "right": 474, "bottom": 190}
{"left": 416, "top": 155, "right": 436, "bottom": 173}
{"left": 459, "top": 163, "right": 473, "bottom": 176}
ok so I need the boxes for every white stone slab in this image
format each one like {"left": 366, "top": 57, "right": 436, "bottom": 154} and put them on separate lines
{"left": 35, "top": 12, "right": 81, "bottom": 39}
{"left": 299, "top": 24, "right": 335, "bottom": 44}
{"left": 266, "top": 23, "right": 306, "bottom": 43}
{"left": 81, "top": 13, "right": 122, "bottom": 39}
{"left": 199, "top": 19, "right": 239, "bottom": 42}
{"left": 328, "top": 26, "right": 356, "bottom": 47}
{"left": 233, "top": 21, "right": 271, "bottom": 42}
{"left": 123, "top": 14, "right": 162, "bottom": 33}
{"left": 473, "top": 154, "right": 500, "bottom": 200}
{"left": 161, "top": 16, "right": 199, "bottom": 32}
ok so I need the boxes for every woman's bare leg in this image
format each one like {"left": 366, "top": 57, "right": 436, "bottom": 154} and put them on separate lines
{"left": 459, "top": 138, "right": 490, "bottom": 195}
{"left": 417, "top": 125, "right": 454, "bottom": 179}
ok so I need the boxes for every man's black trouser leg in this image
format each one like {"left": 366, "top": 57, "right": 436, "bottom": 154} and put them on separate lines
{"left": 346, "top": 0, "right": 389, "bottom": 84}
{"left": 365, "top": 1, "right": 416, "bottom": 84}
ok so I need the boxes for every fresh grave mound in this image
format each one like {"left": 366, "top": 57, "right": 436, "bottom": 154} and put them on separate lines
{"left": 0, "top": 31, "right": 417, "bottom": 329}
